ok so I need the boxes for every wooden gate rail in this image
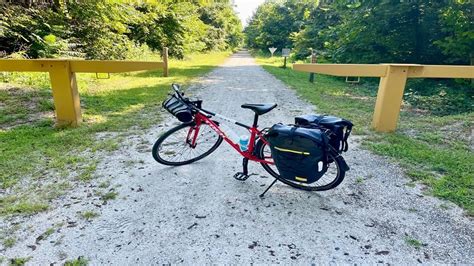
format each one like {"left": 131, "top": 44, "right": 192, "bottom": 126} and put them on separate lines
{"left": 0, "top": 47, "right": 169, "bottom": 127}
{"left": 293, "top": 63, "right": 474, "bottom": 132}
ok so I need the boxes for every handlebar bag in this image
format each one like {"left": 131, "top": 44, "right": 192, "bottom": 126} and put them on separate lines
{"left": 162, "top": 95, "right": 193, "bottom": 123}
{"left": 266, "top": 124, "right": 329, "bottom": 184}
{"left": 295, "top": 114, "right": 353, "bottom": 153}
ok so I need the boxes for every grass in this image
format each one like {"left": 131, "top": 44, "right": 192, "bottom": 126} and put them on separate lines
{"left": 43, "top": 227, "right": 55, "bottom": 238}
{"left": 8, "top": 257, "right": 31, "bottom": 266}
{"left": 3, "top": 237, "right": 16, "bottom": 248}
{"left": 98, "top": 180, "right": 110, "bottom": 188}
{"left": 404, "top": 236, "right": 424, "bottom": 249}
{"left": 0, "top": 86, "right": 54, "bottom": 125}
{"left": 34, "top": 227, "right": 56, "bottom": 244}
{"left": 0, "top": 51, "right": 231, "bottom": 216}
{"left": 100, "top": 191, "right": 118, "bottom": 201}
{"left": 0, "top": 198, "right": 49, "bottom": 215}
{"left": 80, "top": 210, "right": 99, "bottom": 220}
{"left": 255, "top": 55, "right": 473, "bottom": 215}
{"left": 64, "top": 257, "right": 88, "bottom": 266}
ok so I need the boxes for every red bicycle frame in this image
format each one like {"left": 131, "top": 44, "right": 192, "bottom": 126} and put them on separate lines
{"left": 186, "top": 112, "right": 274, "bottom": 165}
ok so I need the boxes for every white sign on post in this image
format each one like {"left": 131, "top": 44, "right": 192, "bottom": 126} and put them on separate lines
{"left": 282, "top": 48, "right": 291, "bottom": 57}
{"left": 268, "top": 47, "right": 277, "bottom": 57}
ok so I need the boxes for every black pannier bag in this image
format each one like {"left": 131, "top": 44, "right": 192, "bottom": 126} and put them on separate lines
{"left": 295, "top": 114, "right": 353, "bottom": 153}
{"left": 266, "top": 124, "right": 329, "bottom": 183}
{"left": 162, "top": 94, "right": 193, "bottom": 123}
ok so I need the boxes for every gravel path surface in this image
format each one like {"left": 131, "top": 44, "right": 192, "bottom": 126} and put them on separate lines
{"left": 2, "top": 51, "right": 473, "bottom": 264}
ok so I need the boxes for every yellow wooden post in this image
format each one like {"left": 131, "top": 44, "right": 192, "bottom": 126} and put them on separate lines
{"left": 163, "top": 47, "right": 169, "bottom": 77}
{"left": 1, "top": 59, "right": 166, "bottom": 127}
{"left": 293, "top": 63, "right": 473, "bottom": 132}
{"left": 48, "top": 61, "right": 82, "bottom": 127}
{"left": 372, "top": 65, "right": 410, "bottom": 132}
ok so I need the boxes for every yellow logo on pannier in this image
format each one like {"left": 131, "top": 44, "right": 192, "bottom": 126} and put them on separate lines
{"left": 295, "top": 176, "right": 307, "bottom": 182}
{"left": 274, "top": 146, "right": 310, "bottom": 155}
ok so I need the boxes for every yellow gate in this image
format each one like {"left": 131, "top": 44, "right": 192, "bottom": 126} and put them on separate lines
{"left": 0, "top": 47, "right": 169, "bottom": 127}
{"left": 293, "top": 63, "right": 474, "bottom": 132}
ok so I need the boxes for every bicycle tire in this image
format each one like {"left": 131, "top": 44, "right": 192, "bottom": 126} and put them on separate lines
{"left": 257, "top": 139, "right": 346, "bottom": 191}
{"left": 152, "top": 122, "right": 223, "bottom": 166}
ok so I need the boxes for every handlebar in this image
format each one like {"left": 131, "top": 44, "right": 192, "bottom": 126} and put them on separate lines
{"left": 171, "top": 83, "right": 185, "bottom": 101}
{"left": 170, "top": 83, "right": 204, "bottom": 111}
{"left": 172, "top": 83, "right": 180, "bottom": 93}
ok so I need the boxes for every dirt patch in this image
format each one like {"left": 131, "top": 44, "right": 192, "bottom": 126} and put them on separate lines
{"left": 0, "top": 84, "right": 55, "bottom": 129}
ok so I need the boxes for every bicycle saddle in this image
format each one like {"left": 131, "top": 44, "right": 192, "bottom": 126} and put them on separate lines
{"left": 241, "top": 103, "right": 277, "bottom": 115}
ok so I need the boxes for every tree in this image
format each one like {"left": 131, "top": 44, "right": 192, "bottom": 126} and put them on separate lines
{"left": 434, "top": 1, "right": 474, "bottom": 65}
{"left": 245, "top": 1, "right": 309, "bottom": 51}
{"left": 245, "top": 0, "right": 473, "bottom": 65}
{"left": 322, "top": 0, "right": 450, "bottom": 64}
{"left": 0, "top": 0, "right": 243, "bottom": 59}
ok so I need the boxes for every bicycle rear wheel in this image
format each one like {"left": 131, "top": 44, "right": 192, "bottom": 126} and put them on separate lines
{"left": 257, "top": 140, "right": 346, "bottom": 191}
{"left": 152, "top": 122, "right": 223, "bottom": 166}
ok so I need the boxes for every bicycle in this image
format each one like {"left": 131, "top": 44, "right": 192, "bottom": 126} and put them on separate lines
{"left": 152, "top": 84, "right": 349, "bottom": 196}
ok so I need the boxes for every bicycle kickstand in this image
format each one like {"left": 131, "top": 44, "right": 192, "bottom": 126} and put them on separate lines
{"left": 233, "top": 158, "right": 255, "bottom": 181}
{"left": 259, "top": 179, "right": 278, "bottom": 198}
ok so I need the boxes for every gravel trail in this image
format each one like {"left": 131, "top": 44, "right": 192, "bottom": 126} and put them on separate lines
{"left": 2, "top": 51, "right": 473, "bottom": 264}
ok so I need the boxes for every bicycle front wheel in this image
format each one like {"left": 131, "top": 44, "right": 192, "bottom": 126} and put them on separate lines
{"left": 152, "top": 122, "right": 223, "bottom": 166}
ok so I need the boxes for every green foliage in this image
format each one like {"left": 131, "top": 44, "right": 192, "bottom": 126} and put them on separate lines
{"left": 245, "top": 1, "right": 314, "bottom": 51}
{"left": 245, "top": 0, "right": 473, "bottom": 65}
{"left": 0, "top": 198, "right": 49, "bottom": 215}
{"left": 8, "top": 257, "right": 31, "bottom": 266}
{"left": 404, "top": 79, "right": 473, "bottom": 115}
{"left": 101, "top": 191, "right": 118, "bottom": 201}
{"left": 434, "top": 2, "right": 474, "bottom": 64}
{"left": 246, "top": 0, "right": 473, "bottom": 118}
{"left": 404, "top": 236, "right": 424, "bottom": 249}
{"left": 80, "top": 211, "right": 99, "bottom": 220}
{"left": 126, "top": 2, "right": 187, "bottom": 58}
{"left": 290, "top": 5, "right": 339, "bottom": 59}
{"left": 199, "top": 3, "right": 244, "bottom": 52}
{"left": 65, "top": 2, "right": 136, "bottom": 59}
{"left": 0, "top": 1, "right": 243, "bottom": 59}
{"left": 322, "top": 1, "right": 449, "bottom": 64}
{"left": 64, "top": 257, "right": 88, "bottom": 266}
{"left": 3, "top": 237, "right": 16, "bottom": 248}
{"left": 0, "top": 5, "right": 67, "bottom": 58}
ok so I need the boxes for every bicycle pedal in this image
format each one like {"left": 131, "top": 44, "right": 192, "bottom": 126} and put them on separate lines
{"left": 233, "top": 172, "right": 255, "bottom": 181}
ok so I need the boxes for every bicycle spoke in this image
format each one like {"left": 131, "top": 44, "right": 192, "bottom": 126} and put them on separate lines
{"left": 156, "top": 123, "right": 221, "bottom": 164}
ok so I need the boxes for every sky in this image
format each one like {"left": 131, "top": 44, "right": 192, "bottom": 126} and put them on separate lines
{"left": 233, "top": 0, "right": 266, "bottom": 28}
